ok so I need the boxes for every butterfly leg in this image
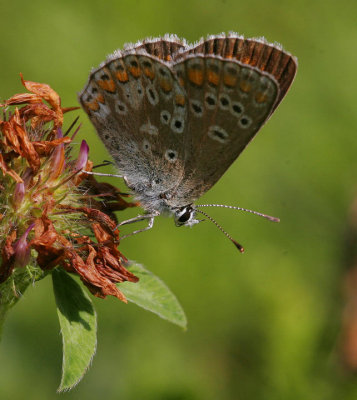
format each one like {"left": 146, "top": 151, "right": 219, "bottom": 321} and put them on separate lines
{"left": 118, "top": 213, "right": 158, "bottom": 239}
{"left": 81, "top": 170, "right": 124, "bottom": 178}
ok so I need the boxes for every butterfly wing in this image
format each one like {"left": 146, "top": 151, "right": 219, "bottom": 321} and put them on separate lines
{"left": 176, "top": 35, "right": 297, "bottom": 112}
{"left": 79, "top": 48, "right": 189, "bottom": 204}
{"left": 129, "top": 35, "right": 187, "bottom": 61}
{"left": 167, "top": 36, "right": 297, "bottom": 205}
{"left": 79, "top": 35, "right": 297, "bottom": 211}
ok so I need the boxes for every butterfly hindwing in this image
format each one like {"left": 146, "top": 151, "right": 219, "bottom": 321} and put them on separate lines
{"left": 130, "top": 36, "right": 186, "bottom": 61}
{"left": 79, "top": 50, "right": 188, "bottom": 196}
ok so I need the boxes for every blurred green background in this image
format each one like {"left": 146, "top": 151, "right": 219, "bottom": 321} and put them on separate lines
{"left": 1, "top": 0, "right": 357, "bottom": 398}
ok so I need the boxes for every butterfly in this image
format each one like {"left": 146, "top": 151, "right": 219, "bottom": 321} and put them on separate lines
{"left": 79, "top": 33, "right": 297, "bottom": 251}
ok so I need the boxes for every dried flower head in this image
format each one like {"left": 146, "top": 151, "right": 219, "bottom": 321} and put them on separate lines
{"left": 0, "top": 75, "right": 138, "bottom": 301}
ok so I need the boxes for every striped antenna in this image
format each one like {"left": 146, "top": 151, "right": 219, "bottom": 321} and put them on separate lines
{"left": 196, "top": 204, "right": 279, "bottom": 223}
{"left": 195, "top": 208, "right": 244, "bottom": 253}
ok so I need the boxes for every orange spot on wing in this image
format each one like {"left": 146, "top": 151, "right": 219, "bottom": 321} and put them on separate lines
{"left": 188, "top": 68, "right": 204, "bottom": 86}
{"left": 178, "top": 77, "right": 185, "bottom": 87}
{"left": 97, "top": 94, "right": 105, "bottom": 103}
{"left": 159, "top": 79, "right": 173, "bottom": 93}
{"left": 240, "top": 80, "right": 252, "bottom": 93}
{"left": 116, "top": 70, "right": 129, "bottom": 83}
{"left": 143, "top": 68, "right": 155, "bottom": 80}
{"left": 175, "top": 94, "right": 185, "bottom": 106}
{"left": 87, "top": 101, "right": 99, "bottom": 111}
{"left": 207, "top": 69, "right": 220, "bottom": 86}
{"left": 129, "top": 66, "right": 141, "bottom": 78}
{"left": 97, "top": 79, "right": 116, "bottom": 93}
{"left": 223, "top": 73, "right": 237, "bottom": 87}
{"left": 255, "top": 92, "right": 268, "bottom": 103}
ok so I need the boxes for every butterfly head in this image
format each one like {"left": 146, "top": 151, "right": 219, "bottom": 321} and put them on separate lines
{"left": 173, "top": 205, "right": 201, "bottom": 227}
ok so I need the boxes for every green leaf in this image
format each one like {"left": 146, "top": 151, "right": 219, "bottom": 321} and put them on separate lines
{"left": 52, "top": 268, "right": 97, "bottom": 392}
{"left": 120, "top": 261, "right": 187, "bottom": 329}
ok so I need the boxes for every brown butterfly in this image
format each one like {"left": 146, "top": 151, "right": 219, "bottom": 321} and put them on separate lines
{"left": 79, "top": 34, "right": 297, "bottom": 251}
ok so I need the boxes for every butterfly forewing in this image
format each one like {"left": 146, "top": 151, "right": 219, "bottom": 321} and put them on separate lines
{"left": 169, "top": 55, "right": 279, "bottom": 205}
{"left": 175, "top": 35, "right": 297, "bottom": 111}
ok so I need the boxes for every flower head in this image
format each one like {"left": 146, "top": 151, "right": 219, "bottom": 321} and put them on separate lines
{"left": 0, "top": 76, "right": 138, "bottom": 301}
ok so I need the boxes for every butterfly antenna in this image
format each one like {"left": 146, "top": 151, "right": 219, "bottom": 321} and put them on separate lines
{"left": 195, "top": 208, "right": 244, "bottom": 253}
{"left": 196, "top": 204, "right": 280, "bottom": 223}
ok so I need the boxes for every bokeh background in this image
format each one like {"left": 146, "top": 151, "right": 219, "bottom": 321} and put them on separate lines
{"left": 1, "top": 0, "right": 357, "bottom": 398}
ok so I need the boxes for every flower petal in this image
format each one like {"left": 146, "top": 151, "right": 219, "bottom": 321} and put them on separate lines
{"left": 13, "top": 223, "right": 35, "bottom": 268}
{"left": 20, "top": 74, "right": 61, "bottom": 111}
{"left": 0, "top": 153, "right": 23, "bottom": 183}
{"left": 13, "top": 182, "right": 25, "bottom": 206}
{"left": 74, "top": 140, "right": 89, "bottom": 171}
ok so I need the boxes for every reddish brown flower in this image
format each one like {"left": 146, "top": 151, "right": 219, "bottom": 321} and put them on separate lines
{"left": 0, "top": 76, "right": 138, "bottom": 301}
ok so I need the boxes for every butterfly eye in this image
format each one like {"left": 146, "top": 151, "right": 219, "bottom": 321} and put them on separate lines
{"left": 178, "top": 211, "right": 191, "bottom": 223}
{"left": 174, "top": 206, "right": 194, "bottom": 226}
{"left": 177, "top": 210, "right": 192, "bottom": 225}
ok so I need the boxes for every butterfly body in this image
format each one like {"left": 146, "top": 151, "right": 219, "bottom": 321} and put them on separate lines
{"left": 79, "top": 33, "right": 297, "bottom": 232}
